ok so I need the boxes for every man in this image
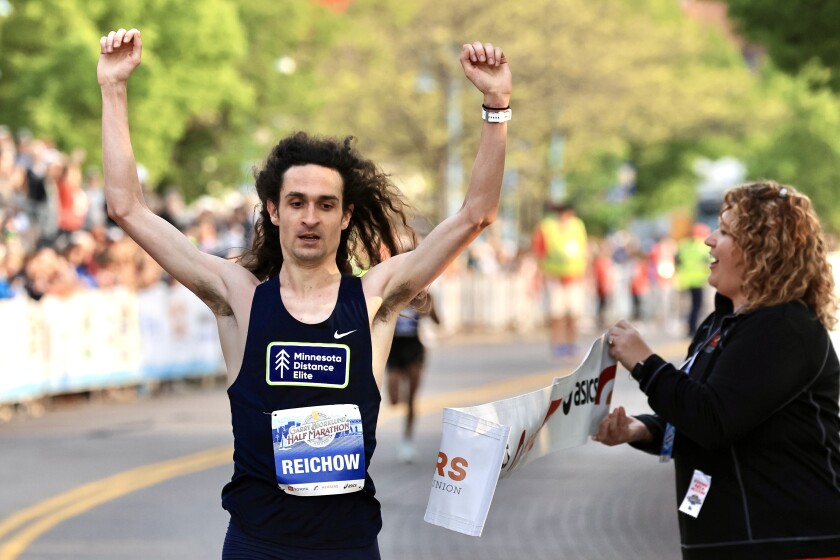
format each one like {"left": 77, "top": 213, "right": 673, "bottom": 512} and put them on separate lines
{"left": 386, "top": 294, "right": 440, "bottom": 463}
{"left": 532, "top": 200, "right": 588, "bottom": 358}
{"left": 98, "top": 28, "right": 511, "bottom": 559}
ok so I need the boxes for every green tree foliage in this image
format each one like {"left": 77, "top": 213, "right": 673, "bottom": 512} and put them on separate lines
{"left": 0, "top": 0, "right": 103, "bottom": 153}
{"left": 3, "top": 0, "right": 839, "bottom": 235}
{"left": 0, "top": 0, "right": 251, "bottom": 197}
{"left": 169, "top": 1, "right": 343, "bottom": 200}
{"left": 312, "top": 0, "right": 765, "bottom": 231}
{"left": 0, "top": 0, "right": 342, "bottom": 200}
{"left": 737, "top": 70, "right": 840, "bottom": 232}
{"left": 726, "top": 0, "right": 840, "bottom": 90}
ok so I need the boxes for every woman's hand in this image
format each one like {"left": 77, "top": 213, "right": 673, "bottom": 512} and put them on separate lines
{"left": 606, "top": 319, "right": 654, "bottom": 371}
{"left": 592, "top": 406, "right": 652, "bottom": 446}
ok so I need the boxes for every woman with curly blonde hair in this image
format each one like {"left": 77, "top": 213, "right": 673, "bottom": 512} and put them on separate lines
{"left": 723, "top": 181, "right": 837, "bottom": 330}
{"left": 596, "top": 180, "right": 840, "bottom": 560}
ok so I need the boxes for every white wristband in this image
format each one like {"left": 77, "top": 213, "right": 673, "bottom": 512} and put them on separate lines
{"left": 481, "top": 107, "right": 512, "bottom": 123}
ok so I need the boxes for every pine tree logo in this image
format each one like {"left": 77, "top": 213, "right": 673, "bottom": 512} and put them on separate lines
{"left": 275, "top": 349, "right": 290, "bottom": 378}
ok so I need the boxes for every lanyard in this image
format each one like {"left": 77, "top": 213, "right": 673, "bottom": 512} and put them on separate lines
{"left": 659, "top": 325, "right": 722, "bottom": 463}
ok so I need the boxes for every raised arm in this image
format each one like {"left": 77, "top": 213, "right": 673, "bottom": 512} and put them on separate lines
{"left": 365, "top": 41, "right": 512, "bottom": 306}
{"left": 98, "top": 28, "right": 256, "bottom": 316}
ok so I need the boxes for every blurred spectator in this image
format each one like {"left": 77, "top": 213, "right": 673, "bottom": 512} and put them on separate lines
{"left": 0, "top": 126, "right": 24, "bottom": 206}
{"left": 56, "top": 149, "right": 89, "bottom": 237}
{"left": 466, "top": 238, "right": 501, "bottom": 274}
{"left": 648, "top": 234, "right": 677, "bottom": 327}
{"left": 63, "top": 231, "right": 99, "bottom": 289}
{"left": 532, "top": 200, "right": 589, "bottom": 358}
{"left": 592, "top": 238, "right": 614, "bottom": 329}
{"left": 21, "top": 246, "right": 79, "bottom": 300}
{"left": 223, "top": 203, "right": 254, "bottom": 257}
{"left": 20, "top": 138, "right": 59, "bottom": 242}
{"left": 158, "top": 186, "right": 188, "bottom": 230}
{"left": 0, "top": 233, "right": 24, "bottom": 299}
{"left": 0, "top": 273, "right": 13, "bottom": 299}
{"left": 629, "top": 242, "right": 649, "bottom": 322}
{"left": 191, "top": 209, "right": 224, "bottom": 255}
{"left": 675, "top": 223, "right": 711, "bottom": 336}
{"left": 97, "top": 236, "right": 165, "bottom": 291}
{"left": 0, "top": 125, "right": 250, "bottom": 298}
{"left": 83, "top": 166, "right": 108, "bottom": 230}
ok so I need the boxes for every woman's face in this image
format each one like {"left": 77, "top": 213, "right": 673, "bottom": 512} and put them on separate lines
{"left": 706, "top": 209, "right": 746, "bottom": 308}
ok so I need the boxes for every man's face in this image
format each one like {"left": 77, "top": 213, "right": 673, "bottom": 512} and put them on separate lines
{"left": 267, "top": 164, "right": 352, "bottom": 267}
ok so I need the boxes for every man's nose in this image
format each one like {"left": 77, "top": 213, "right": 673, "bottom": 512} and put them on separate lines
{"left": 301, "top": 204, "right": 319, "bottom": 225}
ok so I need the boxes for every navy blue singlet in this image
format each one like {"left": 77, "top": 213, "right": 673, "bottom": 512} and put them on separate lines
{"left": 222, "top": 275, "right": 382, "bottom": 550}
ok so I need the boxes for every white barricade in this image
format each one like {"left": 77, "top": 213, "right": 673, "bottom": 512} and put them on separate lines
{"left": 1, "top": 255, "right": 836, "bottom": 407}
{"left": 0, "top": 298, "right": 47, "bottom": 403}
{"left": 436, "top": 272, "right": 545, "bottom": 334}
{"left": 0, "top": 286, "right": 224, "bottom": 405}
{"left": 138, "top": 283, "right": 225, "bottom": 380}
{"left": 40, "top": 289, "right": 143, "bottom": 393}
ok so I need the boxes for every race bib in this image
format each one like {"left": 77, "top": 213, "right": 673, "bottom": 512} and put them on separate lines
{"left": 271, "top": 404, "right": 366, "bottom": 496}
{"left": 266, "top": 342, "right": 349, "bottom": 388}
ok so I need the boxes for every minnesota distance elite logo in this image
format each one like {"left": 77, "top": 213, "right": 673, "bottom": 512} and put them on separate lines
{"left": 266, "top": 342, "right": 349, "bottom": 388}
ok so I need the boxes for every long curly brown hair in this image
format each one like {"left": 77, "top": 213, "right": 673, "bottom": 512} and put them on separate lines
{"left": 237, "top": 132, "right": 415, "bottom": 280}
{"left": 722, "top": 180, "right": 837, "bottom": 329}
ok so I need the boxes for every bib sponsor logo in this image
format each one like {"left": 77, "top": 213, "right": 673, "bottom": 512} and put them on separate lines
{"left": 266, "top": 342, "right": 349, "bottom": 388}
{"left": 432, "top": 452, "right": 468, "bottom": 495}
{"left": 504, "top": 364, "right": 617, "bottom": 472}
{"left": 562, "top": 364, "right": 616, "bottom": 415}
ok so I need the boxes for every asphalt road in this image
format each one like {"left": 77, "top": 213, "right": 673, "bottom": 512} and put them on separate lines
{"left": 0, "top": 330, "right": 685, "bottom": 560}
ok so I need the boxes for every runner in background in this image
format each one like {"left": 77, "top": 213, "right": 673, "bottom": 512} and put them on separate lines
{"left": 386, "top": 294, "right": 440, "bottom": 463}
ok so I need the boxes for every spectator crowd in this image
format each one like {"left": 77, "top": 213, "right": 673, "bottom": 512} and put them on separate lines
{"left": 0, "top": 124, "right": 744, "bottom": 344}
{"left": 0, "top": 126, "right": 255, "bottom": 301}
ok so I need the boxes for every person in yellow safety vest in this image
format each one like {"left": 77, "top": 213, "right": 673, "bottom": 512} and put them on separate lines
{"left": 675, "top": 222, "right": 711, "bottom": 336}
{"left": 532, "top": 200, "right": 589, "bottom": 358}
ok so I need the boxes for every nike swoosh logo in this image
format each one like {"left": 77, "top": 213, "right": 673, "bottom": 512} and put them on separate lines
{"left": 333, "top": 329, "right": 357, "bottom": 339}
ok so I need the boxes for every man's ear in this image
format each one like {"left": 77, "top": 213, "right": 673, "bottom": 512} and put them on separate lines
{"left": 342, "top": 204, "right": 354, "bottom": 230}
{"left": 266, "top": 199, "right": 279, "bottom": 226}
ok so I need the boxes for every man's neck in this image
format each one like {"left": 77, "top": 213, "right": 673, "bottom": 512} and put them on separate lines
{"left": 278, "top": 263, "right": 344, "bottom": 325}
{"left": 279, "top": 262, "right": 342, "bottom": 295}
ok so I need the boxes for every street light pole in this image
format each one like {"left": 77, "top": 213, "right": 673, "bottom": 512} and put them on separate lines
{"left": 445, "top": 69, "right": 463, "bottom": 219}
